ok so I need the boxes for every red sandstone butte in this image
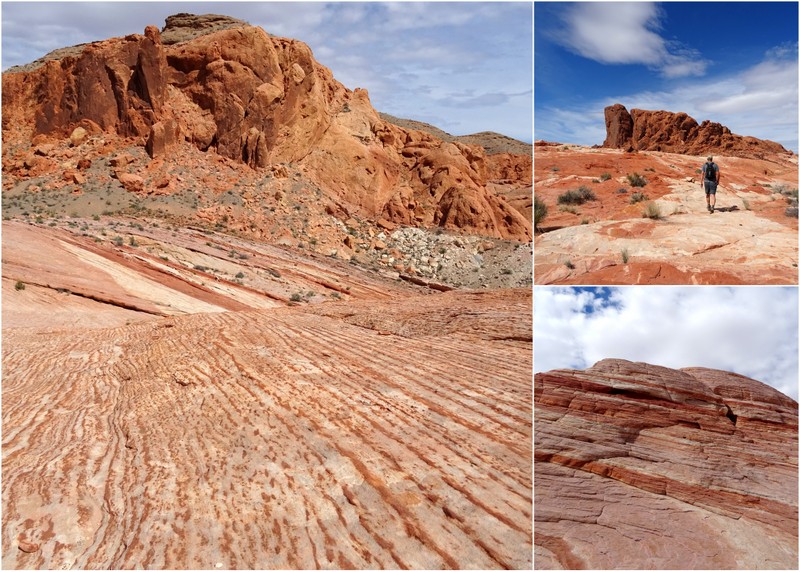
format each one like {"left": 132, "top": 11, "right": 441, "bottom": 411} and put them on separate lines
{"left": 535, "top": 359, "right": 798, "bottom": 569}
{"left": 603, "top": 103, "right": 791, "bottom": 159}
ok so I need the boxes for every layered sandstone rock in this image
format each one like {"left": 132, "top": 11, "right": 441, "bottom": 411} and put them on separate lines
{"left": 603, "top": 104, "right": 791, "bottom": 159}
{"left": 2, "top": 283, "right": 532, "bottom": 568}
{"left": 535, "top": 359, "right": 798, "bottom": 569}
{"left": 1, "top": 14, "right": 530, "bottom": 240}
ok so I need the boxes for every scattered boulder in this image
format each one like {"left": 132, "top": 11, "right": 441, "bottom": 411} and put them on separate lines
{"left": 69, "top": 126, "right": 88, "bottom": 147}
{"left": 117, "top": 173, "right": 145, "bottom": 193}
{"left": 145, "top": 118, "right": 180, "bottom": 159}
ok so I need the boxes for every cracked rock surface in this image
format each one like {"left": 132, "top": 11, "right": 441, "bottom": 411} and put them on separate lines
{"left": 534, "top": 359, "right": 798, "bottom": 569}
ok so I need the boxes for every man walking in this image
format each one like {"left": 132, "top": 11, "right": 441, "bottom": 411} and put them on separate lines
{"left": 702, "top": 156, "right": 720, "bottom": 213}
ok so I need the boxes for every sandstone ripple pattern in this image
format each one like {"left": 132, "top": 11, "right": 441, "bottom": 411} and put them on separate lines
{"left": 3, "top": 289, "right": 532, "bottom": 569}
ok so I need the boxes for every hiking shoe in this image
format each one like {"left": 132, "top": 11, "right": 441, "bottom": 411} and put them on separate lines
{"left": 710, "top": 207, "right": 715, "bottom": 213}
{"left": 707, "top": 205, "right": 712, "bottom": 212}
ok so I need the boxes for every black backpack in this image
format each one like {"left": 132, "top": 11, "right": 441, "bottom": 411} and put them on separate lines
{"left": 705, "top": 162, "right": 717, "bottom": 181}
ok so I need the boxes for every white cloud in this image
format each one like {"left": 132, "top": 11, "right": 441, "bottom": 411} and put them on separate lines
{"left": 535, "top": 48, "right": 798, "bottom": 151}
{"left": 534, "top": 287, "right": 799, "bottom": 401}
{"left": 556, "top": 2, "right": 706, "bottom": 78}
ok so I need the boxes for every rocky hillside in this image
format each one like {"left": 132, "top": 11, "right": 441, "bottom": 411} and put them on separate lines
{"left": 535, "top": 359, "right": 798, "bottom": 569}
{"left": 2, "top": 13, "right": 531, "bottom": 242}
{"left": 603, "top": 103, "right": 791, "bottom": 159}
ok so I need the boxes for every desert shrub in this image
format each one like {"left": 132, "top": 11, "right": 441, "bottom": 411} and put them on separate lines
{"left": 600, "top": 172, "right": 612, "bottom": 181}
{"left": 290, "top": 292, "right": 303, "bottom": 302}
{"left": 642, "top": 202, "right": 663, "bottom": 220}
{"left": 627, "top": 173, "right": 647, "bottom": 187}
{"left": 534, "top": 196, "right": 548, "bottom": 229}
{"left": 559, "top": 205, "right": 578, "bottom": 214}
{"left": 621, "top": 248, "right": 630, "bottom": 264}
{"left": 617, "top": 188, "right": 628, "bottom": 194}
{"left": 565, "top": 260, "right": 575, "bottom": 270}
{"left": 14, "top": 281, "right": 25, "bottom": 291}
{"left": 112, "top": 236, "right": 124, "bottom": 246}
{"left": 773, "top": 183, "right": 790, "bottom": 195}
{"left": 128, "top": 236, "right": 138, "bottom": 247}
{"left": 557, "top": 186, "right": 596, "bottom": 205}
{"left": 629, "top": 192, "right": 648, "bottom": 204}
{"left": 235, "top": 272, "right": 245, "bottom": 279}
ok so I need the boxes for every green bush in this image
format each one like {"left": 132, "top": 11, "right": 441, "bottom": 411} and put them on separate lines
{"left": 534, "top": 196, "right": 548, "bottom": 229}
{"left": 600, "top": 172, "right": 612, "bottom": 181}
{"left": 629, "top": 192, "right": 648, "bottom": 204}
{"left": 557, "top": 186, "right": 596, "bottom": 205}
{"left": 627, "top": 173, "right": 647, "bottom": 187}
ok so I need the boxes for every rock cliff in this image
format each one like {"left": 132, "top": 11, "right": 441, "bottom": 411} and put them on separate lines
{"left": 603, "top": 103, "right": 791, "bottom": 159}
{"left": 535, "top": 359, "right": 798, "bottom": 569}
{"left": 1, "top": 14, "right": 530, "bottom": 241}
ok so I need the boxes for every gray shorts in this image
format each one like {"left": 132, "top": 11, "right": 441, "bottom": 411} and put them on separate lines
{"left": 704, "top": 180, "right": 717, "bottom": 195}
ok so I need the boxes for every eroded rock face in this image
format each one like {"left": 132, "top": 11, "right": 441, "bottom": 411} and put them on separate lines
{"left": 1, "top": 13, "right": 530, "bottom": 241}
{"left": 602, "top": 104, "right": 791, "bottom": 159}
{"left": 535, "top": 359, "right": 798, "bottom": 569}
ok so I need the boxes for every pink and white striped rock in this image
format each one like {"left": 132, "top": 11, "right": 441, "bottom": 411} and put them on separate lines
{"left": 535, "top": 359, "right": 798, "bottom": 569}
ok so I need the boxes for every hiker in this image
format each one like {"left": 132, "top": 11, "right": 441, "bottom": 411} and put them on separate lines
{"left": 701, "top": 156, "right": 720, "bottom": 213}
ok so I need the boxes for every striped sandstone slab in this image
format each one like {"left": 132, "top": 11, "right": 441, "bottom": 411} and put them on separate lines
{"left": 3, "top": 289, "right": 532, "bottom": 569}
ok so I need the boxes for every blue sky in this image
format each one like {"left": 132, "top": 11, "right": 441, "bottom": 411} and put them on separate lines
{"left": 535, "top": 2, "right": 799, "bottom": 151}
{"left": 534, "top": 287, "right": 799, "bottom": 401}
{"left": 1, "top": 1, "right": 532, "bottom": 142}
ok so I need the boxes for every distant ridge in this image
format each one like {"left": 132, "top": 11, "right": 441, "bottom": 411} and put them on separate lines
{"left": 379, "top": 113, "right": 531, "bottom": 156}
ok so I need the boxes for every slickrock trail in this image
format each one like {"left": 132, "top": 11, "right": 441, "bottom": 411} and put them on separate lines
{"left": 534, "top": 145, "right": 798, "bottom": 284}
{"left": 535, "top": 359, "right": 798, "bottom": 569}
